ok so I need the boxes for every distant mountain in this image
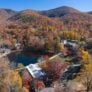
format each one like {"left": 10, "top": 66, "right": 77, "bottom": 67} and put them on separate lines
{"left": 0, "top": 6, "right": 92, "bottom": 33}
{"left": 2, "top": 6, "right": 92, "bottom": 31}
{"left": 88, "top": 11, "right": 92, "bottom": 14}
{"left": 39, "top": 6, "right": 92, "bottom": 33}
{"left": 9, "top": 9, "right": 63, "bottom": 31}
{"left": 39, "top": 6, "right": 80, "bottom": 17}
{"left": 0, "top": 9, "right": 16, "bottom": 23}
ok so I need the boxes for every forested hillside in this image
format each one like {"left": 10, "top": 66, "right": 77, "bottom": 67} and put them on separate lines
{"left": 0, "top": 6, "right": 92, "bottom": 52}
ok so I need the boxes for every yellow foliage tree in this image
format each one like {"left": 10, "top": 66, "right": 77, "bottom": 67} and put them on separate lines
{"left": 76, "top": 64, "right": 92, "bottom": 92}
{"left": 23, "top": 87, "right": 29, "bottom": 92}
{"left": 59, "top": 43, "right": 64, "bottom": 51}
{"left": 80, "top": 49, "right": 91, "bottom": 64}
{"left": 61, "top": 30, "right": 81, "bottom": 40}
{"left": 0, "top": 58, "right": 23, "bottom": 92}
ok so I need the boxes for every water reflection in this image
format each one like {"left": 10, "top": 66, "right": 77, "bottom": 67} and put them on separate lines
{"left": 7, "top": 51, "right": 40, "bottom": 66}
{"left": 7, "top": 50, "right": 54, "bottom": 66}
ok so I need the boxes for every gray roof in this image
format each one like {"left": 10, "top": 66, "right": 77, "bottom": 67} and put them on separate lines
{"left": 26, "top": 64, "right": 46, "bottom": 80}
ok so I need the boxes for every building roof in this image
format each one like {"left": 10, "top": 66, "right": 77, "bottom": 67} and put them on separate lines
{"left": 26, "top": 64, "right": 46, "bottom": 80}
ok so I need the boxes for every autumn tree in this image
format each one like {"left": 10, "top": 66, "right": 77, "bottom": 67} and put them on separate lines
{"left": 54, "top": 37, "right": 61, "bottom": 53}
{"left": 79, "top": 49, "right": 91, "bottom": 64}
{"left": 0, "top": 58, "right": 23, "bottom": 92}
{"left": 76, "top": 64, "right": 92, "bottom": 92}
{"left": 60, "top": 30, "right": 81, "bottom": 40}
{"left": 40, "top": 60, "right": 67, "bottom": 81}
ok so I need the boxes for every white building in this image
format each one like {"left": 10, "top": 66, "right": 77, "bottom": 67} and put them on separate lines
{"left": 26, "top": 64, "right": 46, "bottom": 80}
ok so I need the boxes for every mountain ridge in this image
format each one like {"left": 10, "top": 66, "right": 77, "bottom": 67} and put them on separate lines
{"left": 39, "top": 6, "right": 81, "bottom": 17}
{"left": 0, "top": 6, "right": 92, "bottom": 23}
{"left": 0, "top": 6, "right": 92, "bottom": 33}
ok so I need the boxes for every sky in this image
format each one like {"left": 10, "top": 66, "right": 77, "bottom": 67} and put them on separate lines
{"left": 0, "top": 0, "right": 92, "bottom": 11}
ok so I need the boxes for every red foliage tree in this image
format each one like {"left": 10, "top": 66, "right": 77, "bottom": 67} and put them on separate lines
{"left": 45, "top": 60, "right": 67, "bottom": 81}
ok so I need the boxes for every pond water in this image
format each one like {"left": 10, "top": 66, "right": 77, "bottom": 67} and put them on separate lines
{"left": 7, "top": 51, "right": 49, "bottom": 66}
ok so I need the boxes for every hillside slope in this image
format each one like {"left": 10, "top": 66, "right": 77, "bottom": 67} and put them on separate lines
{"left": 39, "top": 6, "right": 92, "bottom": 33}
{"left": 0, "top": 6, "right": 92, "bottom": 51}
{"left": 9, "top": 9, "right": 63, "bottom": 31}
{"left": 0, "top": 9, "right": 16, "bottom": 23}
{"left": 39, "top": 6, "right": 80, "bottom": 17}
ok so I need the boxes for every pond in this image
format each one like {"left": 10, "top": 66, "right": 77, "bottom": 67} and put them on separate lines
{"left": 7, "top": 51, "right": 49, "bottom": 66}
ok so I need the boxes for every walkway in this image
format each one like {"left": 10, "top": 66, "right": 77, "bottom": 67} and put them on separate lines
{"left": 0, "top": 49, "right": 22, "bottom": 58}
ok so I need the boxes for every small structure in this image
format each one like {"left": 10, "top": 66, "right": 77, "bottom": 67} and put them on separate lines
{"left": 15, "top": 43, "right": 21, "bottom": 50}
{"left": 22, "top": 64, "right": 46, "bottom": 91}
{"left": 60, "top": 40, "right": 78, "bottom": 57}
{"left": 26, "top": 64, "right": 46, "bottom": 80}
{"left": 63, "top": 40, "right": 78, "bottom": 48}
{"left": 24, "top": 64, "right": 46, "bottom": 91}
